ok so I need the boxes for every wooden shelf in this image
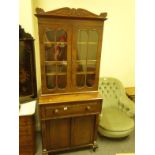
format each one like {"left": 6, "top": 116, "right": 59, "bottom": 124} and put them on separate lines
{"left": 44, "top": 41, "right": 67, "bottom": 44}
{"left": 76, "top": 60, "right": 96, "bottom": 63}
{"left": 76, "top": 71, "right": 95, "bottom": 74}
{"left": 77, "top": 42, "right": 97, "bottom": 45}
{"left": 45, "top": 61, "right": 68, "bottom": 65}
{"left": 46, "top": 72, "right": 67, "bottom": 76}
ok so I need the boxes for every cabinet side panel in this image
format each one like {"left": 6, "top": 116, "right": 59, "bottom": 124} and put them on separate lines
{"left": 19, "top": 115, "right": 35, "bottom": 155}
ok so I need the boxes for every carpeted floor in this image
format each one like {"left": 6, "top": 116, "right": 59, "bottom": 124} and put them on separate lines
{"left": 35, "top": 130, "right": 134, "bottom": 155}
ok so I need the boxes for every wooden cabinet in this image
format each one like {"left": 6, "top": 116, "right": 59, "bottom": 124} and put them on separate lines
{"left": 35, "top": 7, "right": 107, "bottom": 94}
{"left": 35, "top": 7, "right": 107, "bottom": 154}
{"left": 19, "top": 101, "right": 36, "bottom": 155}
{"left": 39, "top": 93, "right": 102, "bottom": 154}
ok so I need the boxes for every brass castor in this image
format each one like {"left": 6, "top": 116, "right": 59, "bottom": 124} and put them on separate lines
{"left": 42, "top": 149, "right": 48, "bottom": 155}
{"left": 92, "top": 141, "right": 98, "bottom": 152}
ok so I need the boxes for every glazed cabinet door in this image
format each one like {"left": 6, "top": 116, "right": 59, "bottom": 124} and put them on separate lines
{"left": 72, "top": 23, "right": 103, "bottom": 92}
{"left": 38, "top": 24, "right": 72, "bottom": 94}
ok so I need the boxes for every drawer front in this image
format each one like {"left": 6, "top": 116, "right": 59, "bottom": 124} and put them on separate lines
{"left": 42, "top": 101, "right": 102, "bottom": 119}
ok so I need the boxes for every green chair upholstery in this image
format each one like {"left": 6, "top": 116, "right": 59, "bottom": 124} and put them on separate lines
{"left": 98, "top": 77, "right": 135, "bottom": 138}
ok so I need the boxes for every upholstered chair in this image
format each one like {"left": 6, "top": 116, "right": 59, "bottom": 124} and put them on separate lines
{"left": 98, "top": 77, "right": 135, "bottom": 138}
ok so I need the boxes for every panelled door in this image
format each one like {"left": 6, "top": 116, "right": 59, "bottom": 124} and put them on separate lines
{"left": 71, "top": 115, "right": 95, "bottom": 146}
{"left": 42, "top": 116, "right": 96, "bottom": 150}
{"left": 44, "top": 118, "right": 71, "bottom": 150}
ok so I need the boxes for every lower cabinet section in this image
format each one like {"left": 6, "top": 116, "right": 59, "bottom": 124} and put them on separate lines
{"left": 45, "top": 118, "right": 71, "bottom": 150}
{"left": 39, "top": 93, "right": 102, "bottom": 154}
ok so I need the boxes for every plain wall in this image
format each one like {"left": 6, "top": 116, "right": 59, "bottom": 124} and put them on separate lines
{"left": 19, "top": 0, "right": 34, "bottom": 36}
{"left": 19, "top": 0, "right": 135, "bottom": 91}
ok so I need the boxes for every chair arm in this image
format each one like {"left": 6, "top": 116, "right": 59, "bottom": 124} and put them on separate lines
{"left": 118, "top": 95, "right": 135, "bottom": 117}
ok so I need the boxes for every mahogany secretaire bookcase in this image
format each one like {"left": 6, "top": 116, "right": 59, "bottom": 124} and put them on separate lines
{"left": 35, "top": 7, "right": 107, "bottom": 155}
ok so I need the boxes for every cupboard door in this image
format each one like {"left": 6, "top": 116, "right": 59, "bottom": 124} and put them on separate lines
{"left": 72, "top": 25, "right": 103, "bottom": 91}
{"left": 71, "top": 115, "right": 95, "bottom": 146}
{"left": 39, "top": 25, "right": 72, "bottom": 94}
{"left": 44, "top": 118, "right": 71, "bottom": 150}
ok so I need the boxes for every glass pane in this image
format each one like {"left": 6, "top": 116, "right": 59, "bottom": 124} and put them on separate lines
{"left": 86, "top": 74, "right": 95, "bottom": 87}
{"left": 76, "top": 61, "right": 86, "bottom": 72}
{"left": 45, "top": 64, "right": 56, "bottom": 73}
{"left": 88, "top": 30, "right": 98, "bottom": 42}
{"left": 46, "top": 75, "right": 56, "bottom": 89}
{"left": 45, "top": 29, "right": 55, "bottom": 42}
{"left": 56, "top": 29, "right": 67, "bottom": 42}
{"left": 55, "top": 44, "right": 67, "bottom": 61}
{"left": 87, "top": 62, "right": 96, "bottom": 72}
{"left": 57, "top": 75, "right": 67, "bottom": 89}
{"left": 77, "top": 30, "right": 88, "bottom": 60}
{"left": 77, "top": 44, "right": 87, "bottom": 60}
{"left": 45, "top": 45, "right": 55, "bottom": 61}
{"left": 57, "top": 63, "right": 67, "bottom": 73}
{"left": 87, "top": 44, "right": 97, "bottom": 60}
{"left": 45, "top": 44, "right": 67, "bottom": 61}
{"left": 76, "top": 74, "right": 85, "bottom": 87}
{"left": 78, "top": 30, "right": 88, "bottom": 42}
{"left": 87, "top": 30, "right": 98, "bottom": 60}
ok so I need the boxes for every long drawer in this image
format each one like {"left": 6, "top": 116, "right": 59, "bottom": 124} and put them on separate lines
{"left": 40, "top": 101, "right": 102, "bottom": 119}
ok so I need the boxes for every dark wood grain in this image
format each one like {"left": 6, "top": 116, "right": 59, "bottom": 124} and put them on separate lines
{"left": 35, "top": 7, "right": 107, "bottom": 21}
{"left": 19, "top": 115, "right": 35, "bottom": 155}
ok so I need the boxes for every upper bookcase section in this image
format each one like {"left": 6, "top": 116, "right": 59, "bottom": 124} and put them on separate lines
{"left": 35, "top": 7, "right": 107, "bottom": 21}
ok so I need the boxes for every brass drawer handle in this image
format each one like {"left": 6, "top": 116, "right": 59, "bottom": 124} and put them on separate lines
{"left": 64, "top": 106, "right": 68, "bottom": 110}
{"left": 86, "top": 106, "right": 91, "bottom": 111}
{"left": 54, "top": 109, "right": 59, "bottom": 114}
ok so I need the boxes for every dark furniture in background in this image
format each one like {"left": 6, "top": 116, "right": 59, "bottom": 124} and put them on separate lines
{"left": 19, "top": 108, "right": 36, "bottom": 155}
{"left": 19, "top": 26, "right": 37, "bottom": 155}
{"left": 19, "top": 25, "right": 37, "bottom": 103}
{"left": 35, "top": 7, "right": 107, "bottom": 154}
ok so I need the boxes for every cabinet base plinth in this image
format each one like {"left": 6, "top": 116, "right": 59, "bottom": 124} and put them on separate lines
{"left": 43, "top": 143, "right": 99, "bottom": 154}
